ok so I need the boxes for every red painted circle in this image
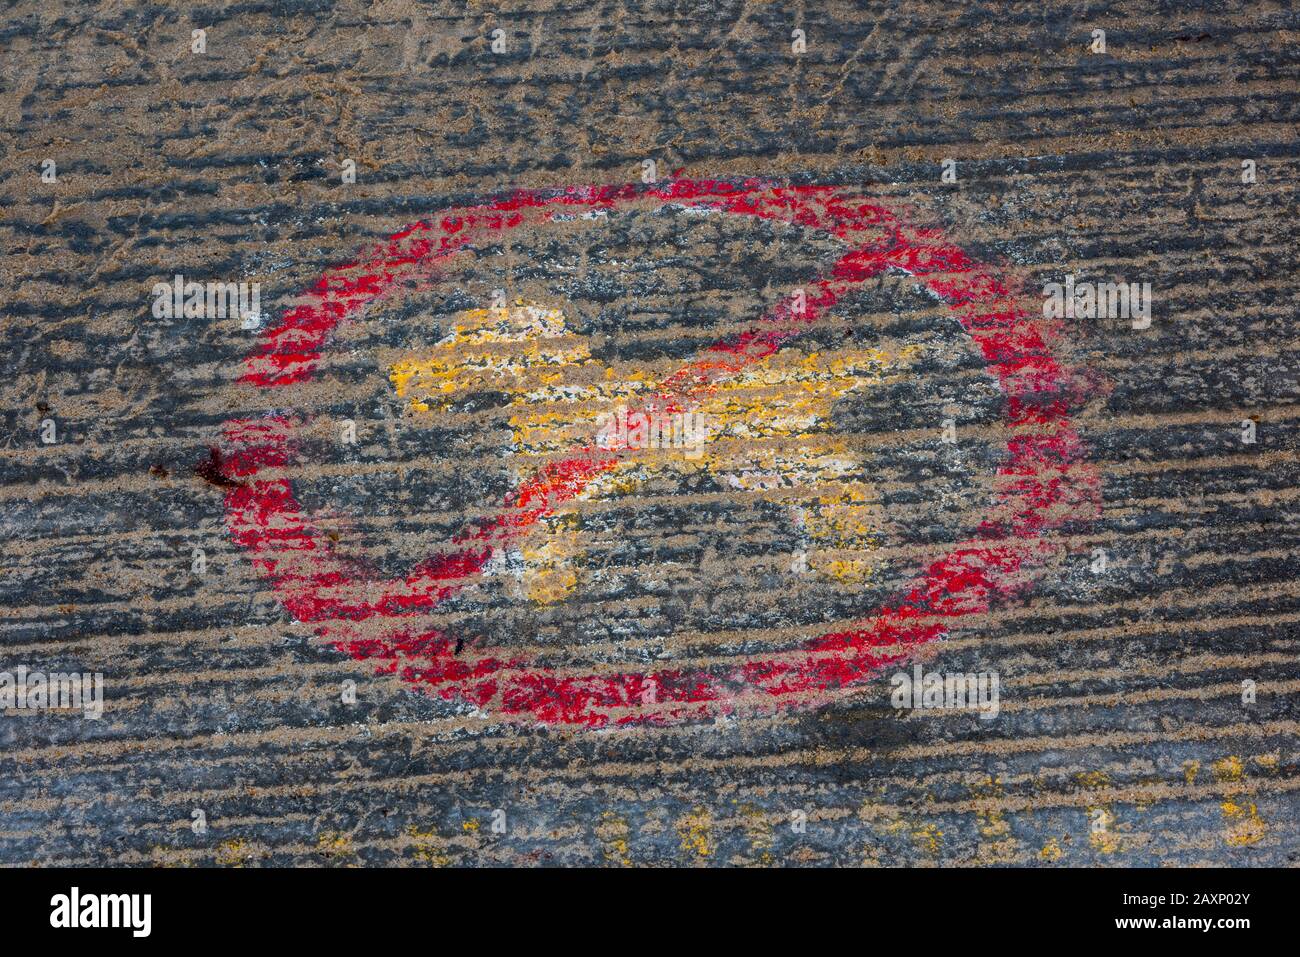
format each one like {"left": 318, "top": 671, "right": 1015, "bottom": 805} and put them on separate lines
{"left": 218, "top": 179, "right": 1100, "bottom": 727}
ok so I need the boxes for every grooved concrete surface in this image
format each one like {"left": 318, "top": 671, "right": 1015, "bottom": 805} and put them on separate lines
{"left": 1, "top": 1, "right": 1297, "bottom": 866}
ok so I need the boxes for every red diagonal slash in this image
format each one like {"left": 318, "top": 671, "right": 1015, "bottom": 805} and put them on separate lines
{"left": 217, "top": 180, "right": 1101, "bottom": 727}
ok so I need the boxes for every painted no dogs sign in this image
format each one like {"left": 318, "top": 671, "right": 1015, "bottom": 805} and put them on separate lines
{"left": 212, "top": 179, "right": 1100, "bottom": 728}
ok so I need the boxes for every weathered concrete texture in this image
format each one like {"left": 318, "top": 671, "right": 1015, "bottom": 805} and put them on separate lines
{"left": 1, "top": 1, "right": 1297, "bottom": 866}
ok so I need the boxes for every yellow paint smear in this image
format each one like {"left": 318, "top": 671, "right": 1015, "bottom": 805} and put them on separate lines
{"left": 390, "top": 303, "right": 922, "bottom": 602}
